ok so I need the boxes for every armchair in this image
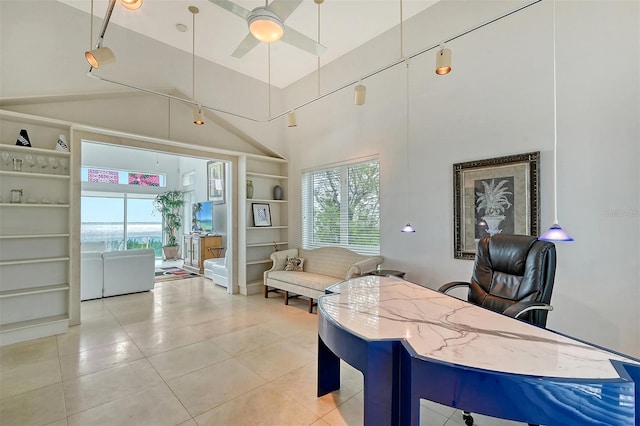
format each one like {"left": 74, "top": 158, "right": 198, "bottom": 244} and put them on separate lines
{"left": 438, "top": 233, "right": 557, "bottom": 426}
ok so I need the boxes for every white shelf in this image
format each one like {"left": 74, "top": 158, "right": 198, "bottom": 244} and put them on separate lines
{"left": 246, "top": 241, "right": 288, "bottom": 248}
{"left": 247, "top": 226, "right": 288, "bottom": 230}
{"left": 0, "top": 284, "right": 69, "bottom": 299}
{"left": 246, "top": 172, "right": 288, "bottom": 180}
{"left": 247, "top": 259, "right": 272, "bottom": 265}
{"left": 0, "top": 170, "right": 69, "bottom": 179}
{"left": 0, "top": 256, "right": 69, "bottom": 266}
{"left": 0, "top": 203, "right": 69, "bottom": 208}
{"left": 0, "top": 145, "right": 71, "bottom": 157}
{"left": 246, "top": 198, "right": 287, "bottom": 203}
{"left": 0, "top": 233, "right": 70, "bottom": 240}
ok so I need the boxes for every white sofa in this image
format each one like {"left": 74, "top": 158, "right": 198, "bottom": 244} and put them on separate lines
{"left": 81, "top": 249, "right": 155, "bottom": 300}
{"left": 264, "top": 247, "right": 383, "bottom": 312}
{"left": 204, "top": 253, "right": 229, "bottom": 288}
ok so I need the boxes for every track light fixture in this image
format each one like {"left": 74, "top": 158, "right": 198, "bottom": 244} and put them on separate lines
{"left": 287, "top": 112, "right": 297, "bottom": 128}
{"left": 118, "top": 0, "right": 143, "bottom": 10}
{"left": 354, "top": 83, "right": 366, "bottom": 106}
{"left": 85, "top": 45, "right": 115, "bottom": 68}
{"left": 193, "top": 106, "right": 205, "bottom": 125}
{"left": 248, "top": 7, "right": 284, "bottom": 42}
{"left": 435, "top": 46, "right": 452, "bottom": 75}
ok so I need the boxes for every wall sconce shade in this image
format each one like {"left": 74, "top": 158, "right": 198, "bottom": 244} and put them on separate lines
{"left": 119, "top": 0, "right": 143, "bottom": 10}
{"left": 193, "top": 107, "right": 204, "bottom": 125}
{"left": 85, "top": 46, "right": 116, "bottom": 68}
{"left": 435, "top": 48, "right": 452, "bottom": 75}
{"left": 354, "top": 84, "right": 367, "bottom": 106}
{"left": 248, "top": 7, "right": 284, "bottom": 42}
{"left": 287, "top": 112, "right": 297, "bottom": 127}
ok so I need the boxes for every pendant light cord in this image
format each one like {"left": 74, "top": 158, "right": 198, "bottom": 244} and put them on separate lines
{"left": 268, "top": 44, "right": 272, "bottom": 119}
{"left": 317, "top": 0, "right": 321, "bottom": 96}
{"left": 552, "top": 0, "right": 558, "bottom": 224}
{"left": 192, "top": 10, "right": 196, "bottom": 101}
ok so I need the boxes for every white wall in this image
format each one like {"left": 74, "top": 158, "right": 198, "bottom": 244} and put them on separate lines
{"left": 283, "top": 0, "right": 640, "bottom": 357}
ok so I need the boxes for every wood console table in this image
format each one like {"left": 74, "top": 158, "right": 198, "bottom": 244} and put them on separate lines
{"left": 183, "top": 234, "right": 223, "bottom": 274}
{"left": 317, "top": 276, "right": 640, "bottom": 426}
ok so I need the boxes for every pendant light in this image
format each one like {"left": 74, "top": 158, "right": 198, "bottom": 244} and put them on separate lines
{"left": 354, "top": 82, "right": 366, "bottom": 106}
{"left": 539, "top": 0, "right": 573, "bottom": 242}
{"left": 435, "top": 44, "right": 452, "bottom": 75}
{"left": 119, "top": 0, "right": 143, "bottom": 10}
{"left": 190, "top": 6, "right": 204, "bottom": 125}
{"left": 398, "top": 0, "right": 414, "bottom": 233}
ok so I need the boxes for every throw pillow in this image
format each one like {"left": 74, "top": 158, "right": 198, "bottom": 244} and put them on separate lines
{"left": 284, "top": 256, "right": 304, "bottom": 272}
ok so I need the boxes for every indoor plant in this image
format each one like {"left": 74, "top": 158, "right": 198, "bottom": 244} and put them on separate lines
{"left": 153, "top": 190, "right": 186, "bottom": 260}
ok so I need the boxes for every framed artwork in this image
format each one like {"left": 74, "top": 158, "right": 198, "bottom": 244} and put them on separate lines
{"left": 252, "top": 203, "right": 272, "bottom": 227}
{"left": 453, "top": 151, "right": 540, "bottom": 259}
{"left": 207, "top": 161, "right": 225, "bottom": 204}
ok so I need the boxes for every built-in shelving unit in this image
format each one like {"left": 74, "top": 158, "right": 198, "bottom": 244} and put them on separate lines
{"left": 0, "top": 110, "right": 75, "bottom": 346}
{"left": 238, "top": 156, "right": 288, "bottom": 295}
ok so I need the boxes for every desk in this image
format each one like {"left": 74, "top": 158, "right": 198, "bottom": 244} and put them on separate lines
{"left": 317, "top": 276, "right": 640, "bottom": 426}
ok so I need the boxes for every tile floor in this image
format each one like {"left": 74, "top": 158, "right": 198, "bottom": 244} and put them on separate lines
{"left": 0, "top": 276, "right": 529, "bottom": 426}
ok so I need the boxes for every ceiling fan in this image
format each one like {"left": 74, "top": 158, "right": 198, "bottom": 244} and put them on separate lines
{"left": 208, "top": 0, "right": 327, "bottom": 58}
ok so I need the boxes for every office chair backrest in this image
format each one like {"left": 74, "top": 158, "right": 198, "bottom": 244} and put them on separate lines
{"left": 469, "top": 234, "right": 557, "bottom": 327}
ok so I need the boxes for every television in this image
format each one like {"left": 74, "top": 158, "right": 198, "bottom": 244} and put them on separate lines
{"left": 192, "top": 201, "right": 213, "bottom": 233}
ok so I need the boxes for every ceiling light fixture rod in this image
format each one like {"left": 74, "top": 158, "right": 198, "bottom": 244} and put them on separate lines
{"left": 92, "top": 0, "right": 117, "bottom": 52}
{"left": 86, "top": 0, "right": 540, "bottom": 123}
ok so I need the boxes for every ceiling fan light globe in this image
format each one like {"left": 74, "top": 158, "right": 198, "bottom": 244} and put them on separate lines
{"left": 248, "top": 7, "right": 284, "bottom": 42}
{"left": 119, "top": 0, "right": 143, "bottom": 10}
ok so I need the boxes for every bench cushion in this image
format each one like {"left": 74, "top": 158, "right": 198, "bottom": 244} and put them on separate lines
{"left": 267, "top": 271, "right": 340, "bottom": 292}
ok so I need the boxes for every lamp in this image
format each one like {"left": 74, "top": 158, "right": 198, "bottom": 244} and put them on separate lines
{"left": 435, "top": 46, "right": 452, "bottom": 75}
{"left": 539, "top": 0, "right": 573, "bottom": 242}
{"left": 193, "top": 106, "right": 205, "bottom": 126}
{"left": 400, "top": 59, "right": 415, "bottom": 234}
{"left": 85, "top": 45, "right": 115, "bottom": 68}
{"left": 118, "top": 0, "right": 142, "bottom": 10}
{"left": 354, "top": 83, "right": 366, "bottom": 106}
{"left": 287, "top": 112, "right": 297, "bottom": 127}
{"left": 189, "top": 6, "right": 204, "bottom": 125}
{"left": 248, "top": 7, "right": 284, "bottom": 43}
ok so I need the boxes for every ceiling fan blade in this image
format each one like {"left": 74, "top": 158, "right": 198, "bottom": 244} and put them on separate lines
{"left": 207, "top": 0, "right": 250, "bottom": 19}
{"left": 281, "top": 26, "right": 327, "bottom": 56}
{"left": 266, "top": 0, "right": 303, "bottom": 22}
{"left": 231, "top": 33, "right": 261, "bottom": 58}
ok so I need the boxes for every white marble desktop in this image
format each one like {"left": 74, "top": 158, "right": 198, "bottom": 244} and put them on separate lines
{"left": 321, "top": 276, "right": 639, "bottom": 379}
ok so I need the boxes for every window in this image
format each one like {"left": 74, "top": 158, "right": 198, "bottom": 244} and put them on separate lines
{"left": 302, "top": 158, "right": 380, "bottom": 255}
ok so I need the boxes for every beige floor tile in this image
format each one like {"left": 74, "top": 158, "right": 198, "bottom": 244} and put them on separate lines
{"left": 127, "top": 324, "right": 206, "bottom": 357}
{"left": 56, "top": 325, "right": 131, "bottom": 356}
{"left": 62, "top": 358, "right": 163, "bottom": 415}
{"left": 59, "top": 339, "right": 144, "bottom": 380}
{"left": 320, "top": 391, "right": 364, "bottom": 426}
{"left": 44, "top": 419, "right": 68, "bottom": 426}
{"left": 0, "top": 383, "right": 66, "bottom": 426}
{"left": 0, "top": 358, "right": 61, "bottom": 399}
{"left": 420, "top": 399, "right": 457, "bottom": 419}
{"left": 419, "top": 404, "right": 452, "bottom": 426}
{"left": 195, "top": 384, "right": 319, "bottom": 426}
{"left": 258, "top": 311, "right": 319, "bottom": 338}
{"left": 267, "top": 361, "right": 363, "bottom": 417}
{"left": 286, "top": 330, "right": 319, "bottom": 353}
{"left": 176, "top": 419, "right": 198, "bottom": 426}
{"left": 236, "top": 340, "right": 316, "bottom": 381}
{"left": 67, "top": 383, "right": 191, "bottom": 426}
{"left": 167, "top": 358, "right": 266, "bottom": 417}
{"left": 310, "top": 419, "right": 332, "bottom": 426}
{"left": 148, "top": 338, "right": 232, "bottom": 381}
{"left": 210, "top": 324, "right": 283, "bottom": 355}
{"left": 0, "top": 336, "right": 58, "bottom": 371}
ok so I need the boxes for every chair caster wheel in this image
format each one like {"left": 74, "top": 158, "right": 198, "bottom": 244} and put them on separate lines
{"left": 463, "top": 413, "right": 474, "bottom": 426}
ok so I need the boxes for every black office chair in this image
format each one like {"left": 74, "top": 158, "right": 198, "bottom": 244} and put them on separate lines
{"left": 438, "top": 233, "right": 557, "bottom": 426}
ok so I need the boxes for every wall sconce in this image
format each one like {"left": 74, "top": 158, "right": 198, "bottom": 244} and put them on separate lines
{"left": 435, "top": 46, "right": 452, "bottom": 75}
{"left": 354, "top": 83, "right": 367, "bottom": 106}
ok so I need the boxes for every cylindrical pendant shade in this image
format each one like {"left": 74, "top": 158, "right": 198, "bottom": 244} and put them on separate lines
{"left": 354, "top": 84, "right": 367, "bottom": 106}
{"left": 435, "top": 48, "right": 452, "bottom": 75}
{"left": 85, "top": 47, "right": 115, "bottom": 68}
{"left": 193, "top": 107, "right": 204, "bottom": 125}
{"left": 287, "top": 112, "right": 297, "bottom": 128}
{"left": 119, "top": 0, "right": 143, "bottom": 10}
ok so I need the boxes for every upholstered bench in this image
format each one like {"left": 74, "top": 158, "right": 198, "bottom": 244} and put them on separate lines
{"left": 263, "top": 247, "right": 383, "bottom": 312}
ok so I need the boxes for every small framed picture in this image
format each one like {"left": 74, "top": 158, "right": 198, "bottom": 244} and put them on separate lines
{"left": 207, "top": 161, "right": 225, "bottom": 205}
{"left": 252, "top": 203, "right": 272, "bottom": 227}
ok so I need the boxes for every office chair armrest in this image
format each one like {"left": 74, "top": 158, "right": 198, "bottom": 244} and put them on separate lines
{"left": 438, "top": 281, "right": 471, "bottom": 294}
{"left": 503, "top": 301, "right": 553, "bottom": 319}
